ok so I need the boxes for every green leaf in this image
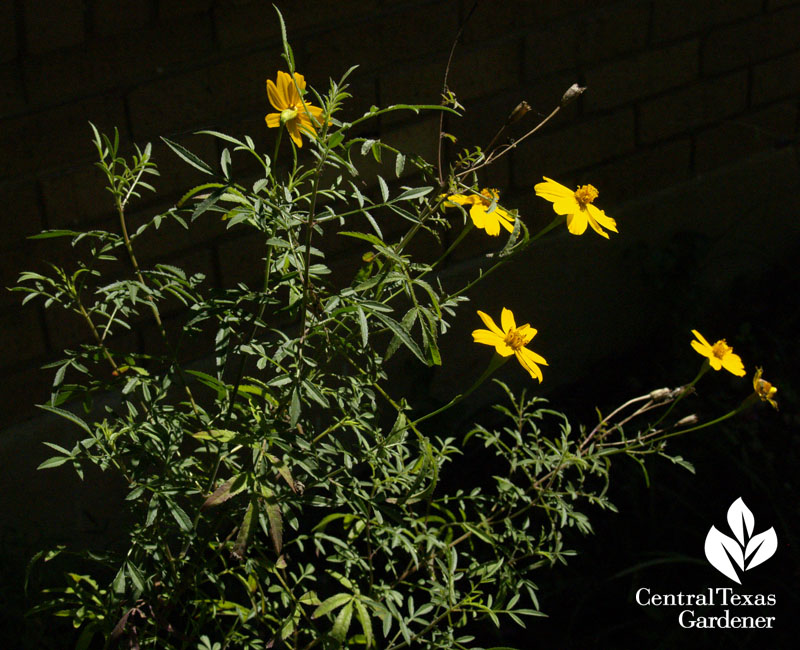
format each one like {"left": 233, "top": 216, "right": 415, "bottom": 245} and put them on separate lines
{"left": 37, "top": 404, "right": 92, "bottom": 435}
{"left": 195, "top": 130, "right": 246, "bottom": 147}
{"left": 289, "top": 387, "right": 301, "bottom": 426}
{"left": 332, "top": 600, "right": 354, "bottom": 643}
{"left": 161, "top": 137, "right": 214, "bottom": 175}
{"left": 354, "top": 600, "right": 374, "bottom": 647}
{"left": 312, "top": 593, "right": 352, "bottom": 619}
{"left": 202, "top": 474, "right": 248, "bottom": 509}
{"left": 265, "top": 493, "right": 283, "bottom": 555}
{"left": 396, "top": 186, "right": 433, "bottom": 202}
{"left": 191, "top": 429, "right": 238, "bottom": 443}
{"left": 127, "top": 562, "right": 146, "bottom": 595}
{"left": 377, "top": 176, "right": 389, "bottom": 202}
{"left": 338, "top": 231, "right": 385, "bottom": 248}
{"left": 395, "top": 153, "right": 405, "bottom": 178}
{"left": 232, "top": 500, "right": 256, "bottom": 560}
{"left": 380, "top": 310, "right": 423, "bottom": 364}
{"left": 177, "top": 182, "right": 225, "bottom": 208}
{"left": 191, "top": 185, "right": 228, "bottom": 221}
{"left": 37, "top": 456, "right": 70, "bottom": 470}
{"left": 29, "top": 229, "right": 83, "bottom": 240}
{"left": 356, "top": 306, "right": 369, "bottom": 347}
{"left": 112, "top": 567, "right": 126, "bottom": 595}
{"left": 166, "top": 498, "right": 193, "bottom": 532}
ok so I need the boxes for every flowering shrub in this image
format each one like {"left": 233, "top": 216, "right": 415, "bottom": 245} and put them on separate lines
{"left": 17, "top": 11, "right": 777, "bottom": 650}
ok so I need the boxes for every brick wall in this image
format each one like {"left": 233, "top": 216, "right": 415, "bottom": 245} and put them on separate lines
{"left": 1, "top": 0, "right": 799, "bottom": 433}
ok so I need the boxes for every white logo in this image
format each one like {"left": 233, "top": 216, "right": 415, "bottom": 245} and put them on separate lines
{"left": 704, "top": 497, "right": 778, "bottom": 584}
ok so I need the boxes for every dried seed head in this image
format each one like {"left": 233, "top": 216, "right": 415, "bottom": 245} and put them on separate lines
{"left": 560, "top": 83, "right": 586, "bottom": 107}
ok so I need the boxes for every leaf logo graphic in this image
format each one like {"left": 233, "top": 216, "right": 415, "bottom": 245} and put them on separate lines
{"left": 704, "top": 497, "right": 778, "bottom": 584}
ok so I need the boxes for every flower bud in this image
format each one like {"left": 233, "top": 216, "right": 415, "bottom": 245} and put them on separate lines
{"left": 560, "top": 83, "right": 586, "bottom": 107}
{"left": 675, "top": 414, "right": 699, "bottom": 427}
{"left": 506, "top": 101, "right": 531, "bottom": 125}
{"left": 649, "top": 387, "right": 671, "bottom": 401}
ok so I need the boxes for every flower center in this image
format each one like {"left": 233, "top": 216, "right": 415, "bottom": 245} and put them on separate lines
{"left": 574, "top": 184, "right": 599, "bottom": 207}
{"left": 479, "top": 188, "right": 500, "bottom": 206}
{"left": 756, "top": 379, "right": 773, "bottom": 397}
{"left": 711, "top": 339, "right": 732, "bottom": 360}
{"left": 504, "top": 328, "right": 526, "bottom": 351}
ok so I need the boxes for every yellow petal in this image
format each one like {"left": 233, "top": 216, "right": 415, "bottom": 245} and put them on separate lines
{"left": 297, "top": 113, "right": 318, "bottom": 137}
{"left": 267, "top": 78, "right": 284, "bottom": 111}
{"left": 585, "top": 210, "right": 610, "bottom": 239}
{"left": 690, "top": 339, "right": 711, "bottom": 357}
{"left": 292, "top": 72, "right": 307, "bottom": 92}
{"left": 586, "top": 203, "right": 617, "bottom": 233}
{"left": 534, "top": 177, "right": 574, "bottom": 202}
{"left": 472, "top": 328, "right": 503, "bottom": 348}
{"left": 517, "top": 324, "right": 537, "bottom": 345}
{"left": 495, "top": 207, "right": 515, "bottom": 233}
{"left": 477, "top": 310, "right": 504, "bottom": 337}
{"left": 566, "top": 210, "right": 588, "bottom": 235}
{"left": 500, "top": 308, "right": 517, "bottom": 333}
{"left": 470, "top": 205, "right": 492, "bottom": 232}
{"left": 445, "top": 193, "right": 475, "bottom": 207}
{"left": 265, "top": 113, "right": 281, "bottom": 128}
{"left": 515, "top": 348, "right": 543, "bottom": 382}
{"left": 286, "top": 119, "right": 303, "bottom": 148}
{"left": 721, "top": 353, "right": 745, "bottom": 377}
{"left": 551, "top": 196, "right": 580, "bottom": 216}
{"left": 305, "top": 104, "right": 324, "bottom": 119}
{"left": 691, "top": 330, "right": 711, "bottom": 349}
{"left": 475, "top": 206, "right": 501, "bottom": 236}
{"left": 277, "top": 71, "right": 298, "bottom": 106}
{"left": 520, "top": 345, "right": 548, "bottom": 366}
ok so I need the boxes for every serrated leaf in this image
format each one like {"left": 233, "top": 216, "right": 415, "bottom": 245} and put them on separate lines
{"left": 332, "top": 601, "right": 353, "bottom": 643}
{"left": 192, "top": 429, "right": 238, "bottom": 443}
{"left": 202, "top": 474, "right": 248, "bottom": 509}
{"left": 166, "top": 499, "right": 193, "bottom": 532}
{"left": 395, "top": 153, "right": 405, "bottom": 177}
{"left": 354, "top": 600, "right": 373, "bottom": 647}
{"left": 37, "top": 404, "right": 92, "bottom": 434}
{"left": 37, "top": 456, "right": 70, "bottom": 470}
{"left": 265, "top": 496, "right": 283, "bottom": 555}
{"left": 312, "top": 593, "right": 352, "bottom": 619}
{"left": 338, "top": 230, "right": 385, "bottom": 248}
{"left": 161, "top": 137, "right": 213, "bottom": 175}
{"left": 383, "top": 309, "right": 427, "bottom": 365}
{"left": 356, "top": 306, "right": 369, "bottom": 347}
{"left": 396, "top": 186, "right": 433, "bottom": 202}
{"left": 377, "top": 176, "right": 389, "bottom": 202}
{"left": 266, "top": 454, "right": 296, "bottom": 492}
{"left": 232, "top": 501, "right": 256, "bottom": 560}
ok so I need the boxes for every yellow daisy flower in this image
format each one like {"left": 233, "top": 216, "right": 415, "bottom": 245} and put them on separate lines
{"left": 534, "top": 176, "right": 618, "bottom": 239}
{"left": 753, "top": 367, "right": 778, "bottom": 410}
{"left": 472, "top": 308, "right": 548, "bottom": 382}
{"left": 690, "top": 329, "right": 746, "bottom": 377}
{"left": 444, "top": 188, "right": 515, "bottom": 236}
{"left": 265, "top": 71, "right": 324, "bottom": 148}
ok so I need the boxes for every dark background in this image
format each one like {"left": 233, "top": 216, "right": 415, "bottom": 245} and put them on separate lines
{"left": 1, "top": 0, "right": 798, "bottom": 647}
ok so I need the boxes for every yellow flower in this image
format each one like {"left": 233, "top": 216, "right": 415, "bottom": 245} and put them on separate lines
{"left": 265, "top": 71, "right": 324, "bottom": 148}
{"left": 753, "top": 367, "right": 778, "bottom": 410}
{"left": 534, "top": 176, "right": 618, "bottom": 239}
{"left": 472, "top": 308, "right": 548, "bottom": 382}
{"left": 690, "top": 329, "right": 745, "bottom": 376}
{"left": 443, "top": 188, "right": 515, "bottom": 236}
